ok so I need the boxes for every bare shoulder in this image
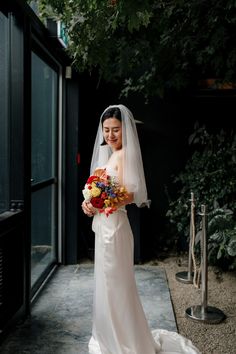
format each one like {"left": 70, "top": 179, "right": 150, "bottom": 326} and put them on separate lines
{"left": 114, "top": 149, "right": 124, "bottom": 165}
{"left": 105, "top": 149, "right": 123, "bottom": 174}
{"left": 117, "top": 148, "right": 125, "bottom": 159}
{"left": 110, "top": 149, "right": 123, "bottom": 161}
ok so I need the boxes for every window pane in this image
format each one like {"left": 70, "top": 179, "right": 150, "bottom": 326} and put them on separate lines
{"left": 31, "top": 52, "right": 57, "bottom": 183}
{"left": 31, "top": 185, "right": 57, "bottom": 288}
{"left": 0, "top": 13, "right": 9, "bottom": 213}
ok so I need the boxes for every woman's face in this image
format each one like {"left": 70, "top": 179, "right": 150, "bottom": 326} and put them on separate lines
{"left": 102, "top": 117, "right": 122, "bottom": 151}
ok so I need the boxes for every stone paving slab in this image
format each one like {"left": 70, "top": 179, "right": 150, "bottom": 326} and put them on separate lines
{"left": 0, "top": 264, "right": 177, "bottom": 354}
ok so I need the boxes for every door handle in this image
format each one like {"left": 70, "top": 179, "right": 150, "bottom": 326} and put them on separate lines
{"left": 10, "top": 200, "right": 24, "bottom": 212}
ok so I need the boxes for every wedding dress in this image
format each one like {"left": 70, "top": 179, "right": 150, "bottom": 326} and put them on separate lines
{"left": 88, "top": 167, "right": 200, "bottom": 354}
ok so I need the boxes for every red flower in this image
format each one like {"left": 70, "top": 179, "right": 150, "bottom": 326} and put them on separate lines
{"left": 87, "top": 175, "right": 98, "bottom": 184}
{"left": 90, "top": 197, "right": 104, "bottom": 209}
{"left": 101, "top": 192, "right": 108, "bottom": 199}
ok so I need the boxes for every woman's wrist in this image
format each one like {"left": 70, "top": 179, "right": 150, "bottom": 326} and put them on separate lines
{"left": 82, "top": 200, "right": 97, "bottom": 217}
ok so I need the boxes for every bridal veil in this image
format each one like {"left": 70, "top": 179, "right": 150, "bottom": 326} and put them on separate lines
{"left": 90, "top": 104, "right": 149, "bottom": 207}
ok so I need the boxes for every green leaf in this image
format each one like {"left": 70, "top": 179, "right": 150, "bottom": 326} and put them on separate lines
{"left": 31, "top": 0, "right": 236, "bottom": 98}
{"left": 217, "top": 247, "right": 223, "bottom": 260}
{"left": 227, "top": 236, "right": 236, "bottom": 257}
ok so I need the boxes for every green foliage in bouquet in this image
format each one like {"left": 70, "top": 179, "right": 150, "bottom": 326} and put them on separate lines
{"left": 166, "top": 123, "right": 236, "bottom": 269}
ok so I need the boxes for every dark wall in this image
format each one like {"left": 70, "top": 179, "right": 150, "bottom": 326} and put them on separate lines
{"left": 77, "top": 73, "right": 235, "bottom": 262}
{"left": 64, "top": 78, "right": 80, "bottom": 264}
{"left": 76, "top": 74, "right": 122, "bottom": 260}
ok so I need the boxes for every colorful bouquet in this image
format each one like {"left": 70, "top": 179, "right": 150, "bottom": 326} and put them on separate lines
{"left": 82, "top": 169, "right": 128, "bottom": 217}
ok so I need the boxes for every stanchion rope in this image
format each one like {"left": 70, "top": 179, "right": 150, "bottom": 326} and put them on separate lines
{"left": 191, "top": 201, "right": 202, "bottom": 288}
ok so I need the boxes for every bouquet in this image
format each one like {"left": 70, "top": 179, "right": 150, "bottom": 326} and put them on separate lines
{"left": 82, "top": 169, "right": 128, "bottom": 217}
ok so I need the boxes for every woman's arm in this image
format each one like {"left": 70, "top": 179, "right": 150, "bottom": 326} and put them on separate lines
{"left": 118, "top": 191, "right": 134, "bottom": 208}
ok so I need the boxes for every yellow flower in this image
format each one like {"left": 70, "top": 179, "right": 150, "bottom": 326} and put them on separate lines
{"left": 91, "top": 186, "right": 101, "bottom": 197}
{"left": 104, "top": 199, "right": 111, "bottom": 207}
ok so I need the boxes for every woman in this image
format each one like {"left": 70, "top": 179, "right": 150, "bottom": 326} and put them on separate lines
{"left": 82, "top": 105, "right": 200, "bottom": 354}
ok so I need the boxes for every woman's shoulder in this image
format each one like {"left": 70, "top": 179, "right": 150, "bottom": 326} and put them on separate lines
{"left": 111, "top": 149, "right": 124, "bottom": 169}
{"left": 107, "top": 149, "right": 123, "bottom": 163}
{"left": 102, "top": 150, "right": 122, "bottom": 173}
{"left": 115, "top": 148, "right": 124, "bottom": 159}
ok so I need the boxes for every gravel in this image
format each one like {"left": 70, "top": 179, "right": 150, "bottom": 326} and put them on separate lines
{"left": 152, "top": 256, "right": 236, "bottom": 354}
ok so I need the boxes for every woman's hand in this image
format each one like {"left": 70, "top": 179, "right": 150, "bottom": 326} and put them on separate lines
{"left": 81, "top": 200, "right": 97, "bottom": 217}
{"left": 116, "top": 192, "right": 134, "bottom": 209}
{"left": 125, "top": 192, "right": 134, "bottom": 205}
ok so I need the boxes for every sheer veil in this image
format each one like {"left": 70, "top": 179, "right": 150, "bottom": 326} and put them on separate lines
{"left": 90, "top": 104, "right": 149, "bottom": 207}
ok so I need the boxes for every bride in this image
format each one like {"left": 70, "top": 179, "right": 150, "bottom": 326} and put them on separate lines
{"left": 81, "top": 105, "right": 200, "bottom": 354}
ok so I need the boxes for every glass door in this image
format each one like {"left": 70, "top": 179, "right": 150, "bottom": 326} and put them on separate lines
{"left": 0, "top": 11, "right": 26, "bottom": 335}
{"left": 0, "top": 12, "right": 9, "bottom": 213}
{"left": 31, "top": 51, "right": 58, "bottom": 294}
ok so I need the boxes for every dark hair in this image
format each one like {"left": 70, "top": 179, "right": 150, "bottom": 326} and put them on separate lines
{"left": 101, "top": 107, "right": 121, "bottom": 123}
{"left": 101, "top": 107, "right": 121, "bottom": 145}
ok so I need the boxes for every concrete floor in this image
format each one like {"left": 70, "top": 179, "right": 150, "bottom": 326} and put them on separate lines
{"left": 0, "top": 264, "right": 177, "bottom": 354}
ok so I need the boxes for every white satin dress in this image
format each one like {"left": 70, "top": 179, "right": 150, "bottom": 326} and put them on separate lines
{"left": 88, "top": 168, "right": 200, "bottom": 354}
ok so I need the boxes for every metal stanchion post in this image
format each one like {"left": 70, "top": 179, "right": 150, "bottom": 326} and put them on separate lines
{"left": 175, "top": 192, "right": 194, "bottom": 284}
{"left": 201, "top": 204, "right": 208, "bottom": 313}
{"left": 185, "top": 204, "right": 226, "bottom": 324}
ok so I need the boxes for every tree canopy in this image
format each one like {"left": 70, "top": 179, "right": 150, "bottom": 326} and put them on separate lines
{"left": 36, "top": 0, "right": 236, "bottom": 98}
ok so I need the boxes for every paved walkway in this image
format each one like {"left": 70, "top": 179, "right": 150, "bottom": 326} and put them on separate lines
{"left": 1, "top": 264, "right": 177, "bottom": 354}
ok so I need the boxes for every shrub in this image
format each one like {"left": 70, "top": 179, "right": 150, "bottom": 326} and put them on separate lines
{"left": 166, "top": 123, "right": 236, "bottom": 269}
